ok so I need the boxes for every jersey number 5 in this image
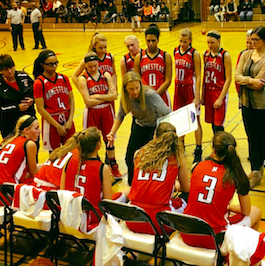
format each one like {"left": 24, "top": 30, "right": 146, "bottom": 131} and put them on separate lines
{"left": 197, "top": 175, "right": 217, "bottom": 204}
{"left": 0, "top": 144, "right": 16, "bottom": 164}
{"left": 75, "top": 175, "right": 86, "bottom": 194}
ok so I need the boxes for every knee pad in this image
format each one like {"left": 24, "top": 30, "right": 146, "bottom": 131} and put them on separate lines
{"left": 105, "top": 141, "right": 114, "bottom": 151}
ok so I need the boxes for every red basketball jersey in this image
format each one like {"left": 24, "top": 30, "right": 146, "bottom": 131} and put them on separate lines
{"left": 83, "top": 70, "right": 108, "bottom": 104}
{"left": 34, "top": 148, "right": 79, "bottom": 188}
{"left": 174, "top": 46, "right": 195, "bottom": 86}
{"left": 184, "top": 159, "right": 235, "bottom": 233}
{"left": 140, "top": 49, "right": 166, "bottom": 91}
{"left": 124, "top": 52, "right": 135, "bottom": 72}
{"left": 129, "top": 156, "right": 179, "bottom": 205}
{"left": 98, "top": 52, "right": 114, "bottom": 76}
{"left": 203, "top": 48, "right": 227, "bottom": 91}
{"left": 33, "top": 73, "right": 72, "bottom": 114}
{"left": 0, "top": 136, "right": 29, "bottom": 184}
{"left": 64, "top": 157, "right": 104, "bottom": 229}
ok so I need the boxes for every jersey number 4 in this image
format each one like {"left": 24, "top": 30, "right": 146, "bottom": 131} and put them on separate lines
{"left": 197, "top": 175, "right": 218, "bottom": 204}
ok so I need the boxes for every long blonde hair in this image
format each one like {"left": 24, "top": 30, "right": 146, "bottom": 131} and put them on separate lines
{"left": 0, "top": 115, "right": 36, "bottom": 149}
{"left": 136, "top": 122, "right": 182, "bottom": 173}
{"left": 88, "top": 33, "right": 107, "bottom": 52}
{"left": 121, "top": 71, "right": 146, "bottom": 114}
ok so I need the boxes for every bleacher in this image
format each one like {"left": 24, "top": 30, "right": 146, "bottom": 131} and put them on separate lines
{"left": 0, "top": 0, "right": 193, "bottom": 32}
{"left": 203, "top": 1, "right": 265, "bottom": 32}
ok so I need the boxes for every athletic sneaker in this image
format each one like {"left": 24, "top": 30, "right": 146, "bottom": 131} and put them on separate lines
{"left": 249, "top": 171, "right": 262, "bottom": 189}
{"left": 111, "top": 164, "right": 122, "bottom": 179}
{"left": 192, "top": 148, "right": 202, "bottom": 164}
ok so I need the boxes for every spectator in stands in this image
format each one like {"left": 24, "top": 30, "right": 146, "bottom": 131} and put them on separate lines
{"left": 226, "top": 0, "right": 237, "bottom": 21}
{"left": 100, "top": 0, "right": 109, "bottom": 11}
{"left": 91, "top": 3, "right": 101, "bottom": 26}
{"left": 150, "top": 2, "right": 160, "bottom": 21}
{"left": 90, "top": 0, "right": 99, "bottom": 7}
{"left": 69, "top": 2, "right": 80, "bottom": 22}
{"left": 19, "top": 1, "right": 28, "bottom": 19}
{"left": 239, "top": 0, "right": 253, "bottom": 21}
{"left": 208, "top": 0, "right": 220, "bottom": 15}
{"left": 52, "top": 0, "right": 61, "bottom": 16}
{"left": 136, "top": 0, "right": 144, "bottom": 19}
{"left": 25, "top": 2, "right": 32, "bottom": 23}
{"left": 261, "top": 0, "right": 265, "bottom": 14}
{"left": 119, "top": 2, "right": 129, "bottom": 22}
{"left": 66, "top": 0, "right": 75, "bottom": 9}
{"left": 0, "top": 2, "right": 8, "bottom": 23}
{"left": 103, "top": 2, "right": 117, "bottom": 23}
{"left": 78, "top": 2, "right": 91, "bottom": 22}
{"left": 159, "top": 2, "right": 169, "bottom": 21}
{"left": 214, "top": 0, "right": 226, "bottom": 21}
{"left": 56, "top": 4, "right": 68, "bottom": 22}
{"left": 143, "top": 1, "right": 152, "bottom": 21}
{"left": 127, "top": 0, "right": 140, "bottom": 32}
{"left": 42, "top": 0, "right": 53, "bottom": 17}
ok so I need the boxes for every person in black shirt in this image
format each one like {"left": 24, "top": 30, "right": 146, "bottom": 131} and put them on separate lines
{"left": 127, "top": 0, "right": 140, "bottom": 32}
{"left": 103, "top": 2, "right": 117, "bottom": 23}
{"left": 0, "top": 54, "right": 36, "bottom": 138}
{"left": 239, "top": 0, "right": 253, "bottom": 21}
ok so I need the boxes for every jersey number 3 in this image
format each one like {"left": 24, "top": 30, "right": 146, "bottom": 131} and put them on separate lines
{"left": 197, "top": 175, "right": 217, "bottom": 204}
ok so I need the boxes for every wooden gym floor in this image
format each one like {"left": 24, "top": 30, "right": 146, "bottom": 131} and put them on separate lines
{"left": 0, "top": 22, "right": 265, "bottom": 232}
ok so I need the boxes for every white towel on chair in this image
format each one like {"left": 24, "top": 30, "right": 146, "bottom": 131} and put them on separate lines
{"left": 95, "top": 213, "right": 124, "bottom": 266}
{"left": 57, "top": 190, "right": 87, "bottom": 232}
{"left": 221, "top": 225, "right": 260, "bottom": 263}
{"left": 12, "top": 184, "right": 46, "bottom": 218}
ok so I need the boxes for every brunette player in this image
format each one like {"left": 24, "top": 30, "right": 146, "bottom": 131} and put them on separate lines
{"left": 78, "top": 52, "right": 121, "bottom": 179}
{"left": 0, "top": 115, "right": 41, "bottom": 185}
{"left": 60, "top": 127, "right": 125, "bottom": 230}
{"left": 182, "top": 131, "right": 261, "bottom": 249}
{"left": 72, "top": 33, "right": 117, "bottom": 91}
{"left": 120, "top": 35, "right": 141, "bottom": 78}
{"left": 127, "top": 122, "right": 190, "bottom": 234}
{"left": 203, "top": 30, "right": 232, "bottom": 134}
{"left": 174, "top": 28, "right": 203, "bottom": 163}
{"left": 33, "top": 50, "right": 75, "bottom": 152}
{"left": 134, "top": 24, "right": 172, "bottom": 108}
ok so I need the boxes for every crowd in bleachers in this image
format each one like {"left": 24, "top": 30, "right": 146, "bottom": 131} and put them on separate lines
{"left": 0, "top": 0, "right": 170, "bottom": 25}
{"left": 209, "top": 0, "right": 265, "bottom": 22}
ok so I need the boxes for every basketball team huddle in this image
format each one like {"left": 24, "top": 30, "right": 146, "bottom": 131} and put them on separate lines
{"left": 1, "top": 23, "right": 265, "bottom": 263}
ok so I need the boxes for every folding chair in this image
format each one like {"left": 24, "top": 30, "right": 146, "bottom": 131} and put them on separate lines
{"left": 156, "top": 211, "right": 225, "bottom": 266}
{"left": 46, "top": 190, "right": 101, "bottom": 266}
{"left": 0, "top": 183, "right": 53, "bottom": 266}
{"left": 98, "top": 199, "right": 163, "bottom": 266}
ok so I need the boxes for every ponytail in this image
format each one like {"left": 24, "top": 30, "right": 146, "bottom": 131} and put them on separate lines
{"left": 33, "top": 49, "right": 56, "bottom": 79}
{"left": 0, "top": 115, "right": 36, "bottom": 149}
{"left": 213, "top": 132, "right": 249, "bottom": 191}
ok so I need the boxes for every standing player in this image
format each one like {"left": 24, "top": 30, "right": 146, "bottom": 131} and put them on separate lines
{"left": 33, "top": 50, "right": 75, "bottom": 152}
{"left": 78, "top": 52, "right": 121, "bottom": 179}
{"left": 72, "top": 33, "right": 117, "bottom": 91}
{"left": 134, "top": 24, "right": 172, "bottom": 108}
{"left": 0, "top": 115, "right": 41, "bottom": 185}
{"left": 203, "top": 30, "right": 232, "bottom": 134}
{"left": 120, "top": 35, "right": 141, "bottom": 78}
{"left": 182, "top": 132, "right": 261, "bottom": 249}
{"left": 174, "top": 28, "right": 203, "bottom": 163}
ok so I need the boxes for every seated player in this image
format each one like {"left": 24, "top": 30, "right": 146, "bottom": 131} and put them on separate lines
{"left": 0, "top": 115, "right": 41, "bottom": 185}
{"left": 182, "top": 131, "right": 261, "bottom": 249}
{"left": 127, "top": 122, "right": 190, "bottom": 235}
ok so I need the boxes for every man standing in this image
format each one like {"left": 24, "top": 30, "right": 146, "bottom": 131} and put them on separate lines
{"left": 30, "top": 2, "right": 47, "bottom": 49}
{"left": 7, "top": 2, "right": 25, "bottom": 51}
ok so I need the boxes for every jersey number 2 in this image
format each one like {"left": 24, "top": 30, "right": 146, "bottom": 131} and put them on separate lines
{"left": 197, "top": 175, "right": 217, "bottom": 204}
{"left": 0, "top": 144, "right": 16, "bottom": 164}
